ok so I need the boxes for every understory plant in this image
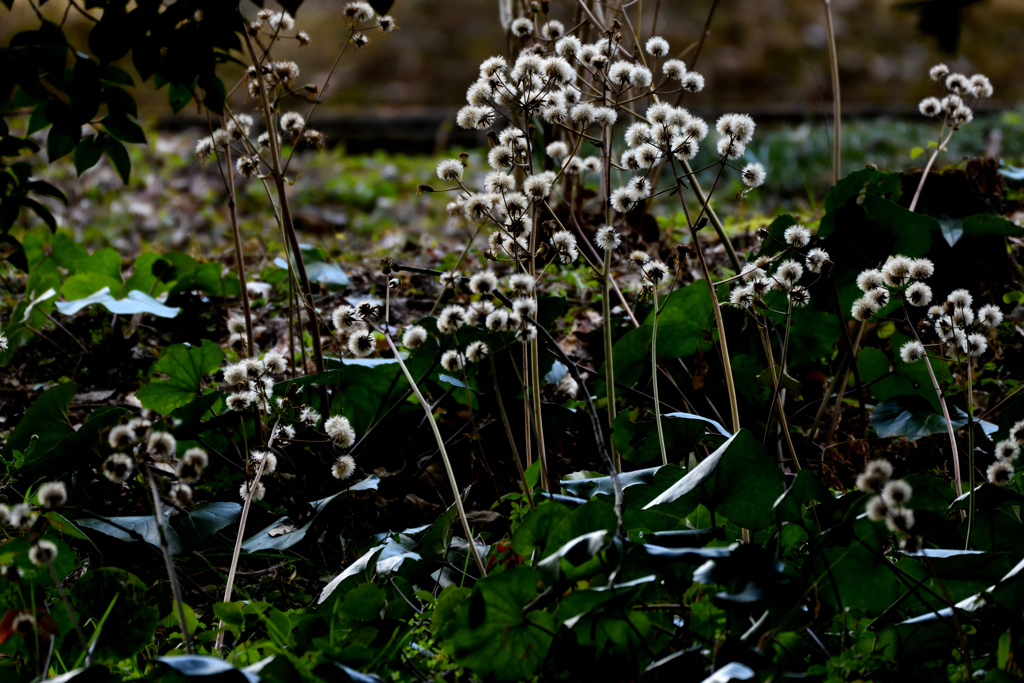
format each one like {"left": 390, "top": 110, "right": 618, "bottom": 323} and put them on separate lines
{"left": 3, "top": 2, "right": 1024, "bottom": 683}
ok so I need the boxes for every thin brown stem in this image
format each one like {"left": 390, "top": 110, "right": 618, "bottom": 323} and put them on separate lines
{"left": 822, "top": 0, "right": 841, "bottom": 184}
{"left": 224, "top": 145, "right": 256, "bottom": 356}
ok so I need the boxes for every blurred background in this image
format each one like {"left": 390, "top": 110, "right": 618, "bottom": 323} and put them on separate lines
{"left": 4, "top": 0, "right": 1024, "bottom": 258}
{"left": 3, "top": 0, "right": 1023, "bottom": 121}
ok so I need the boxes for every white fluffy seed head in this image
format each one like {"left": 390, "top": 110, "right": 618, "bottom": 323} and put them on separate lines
{"left": 663, "top": 59, "right": 686, "bottom": 81}
{"left": 856, "top": 269, "right": 884, "bottom": 291}
{"left": 402, "top": 325, "right": 428, "bottom": 349}
{"left": 645, "top": 36, "right": 670, "bottom": 57}
{"left": 332, "top": 455, "right": 356, "bottom": 480}
{"left": 437, "top": 159, "right": 463, "bottom": 181}
{"left": 594, "top": 226, "right": 621, "bottom": 251}
{"left": 784, "top": 225, "right": 811, "bottom": 247}
{"left": 325, "top": 416, "right": 356, "bottom": 448}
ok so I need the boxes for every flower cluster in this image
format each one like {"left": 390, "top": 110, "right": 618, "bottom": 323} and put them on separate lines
{"left": 902, "top": 288, "right": 1001, "bottom": 362}
{"left": 988, "top": 421, "right": 1024, "bottom": 485}
{"left": 858, "top": 459, "right": 917, "bottom": 541}
{"left": 105, "top": 415, "right": 210, "bottom": 505}
{"left": 331, "top": 297, "right": 382, "bottom": 358}
{"left": 0, "top": 480, "right": 67, "bottom": 540}
{"left": 851, "top": 255, "right": 935, "bottom": 323}
{"left": 439, "top": 28, "right": 765, "bottom": 267}
{"left": 222, "top": 352, "right": 289, "bottom": 413}
{"left": 730, "top": 225, "right": 829, "bottom": 311}
{"left": 919, "top": 64, "right": 993, "bottom": 128}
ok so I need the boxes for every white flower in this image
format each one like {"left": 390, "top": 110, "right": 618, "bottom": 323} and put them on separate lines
{"left": 905, "top": 282, "right": 932, "bottom": 307}
{"left": 882, "top": 479, "right": 913, "bottom": 507}
{"left": 523, "top": 174, "right": 553, "bottom": 199}
{"left": 402, "top": 326, "right": 428, "bottom": 349}
{"left": 645, "top": 36, "right": 670, "bottom": 57}
{"left": 995, "top": 440, "right": 1019, "bottom": 461}
{"left": 239, "top": 481, "right": 266, "bottom": 501}
{"left": 919, "top": 97, "right": 942, "bottom": 117}
{"left": 545, "top": 141, "right": 569, "bottom": 159}
{"left": 594, "top": 226, "right": 621, "bottom": 251}
{"left": 899, "top": 341, "right": 926, "bottom": 363}
{"left": 348, "top": 329, "right": 376, "bottom": 358}
{"left": 856, "top": 269, "right": 884, "bottom": 291}
{"left": 716, "top": 136, "right": 745, "bottom": 159}
{"left": 741, "top": 163, "right": 766, "bottom": 188}
{"left": 507, "top": 273, "right": 534, "bottom": 293}
{"left": 103, "top": 454, "right": 134, "bottom": 483}
{"left": 551, "top": 230, "right": 579, "bottom": 264}
{"left": 465, "top": 341, "right": 489, "bottom": 363}
{"left": 108, "top": 424, "right": 136, "bottom": 450}
{"left": 195, "top": 137, "right": 214, "bottom": 160}
{"left": 909, "top": 258, "right": 934, "bottom": 280}
{"left": 325, "top": 416, "right": 356, "bottom": 448}
{"left": 38, "top": 481, "right": 67, "bottom": 508}
{"left": 251, "top": 450, "right": 277, "bottom": 474}
{"left": 148, "top": 432, "right": 176, "bottom": 458}
{"left": 28, "top": 540, "right": 58, "bottom": 566}
{"left": 988, "top": 460, "right": 1014, "bottom": 485}
{"left": 485, "top": 309, "right": 509, "bottom": 331}
{"left": 805, "top": 248, "right": 829, "bottom": 273}
{"left": 663, "top": 59, "right": 686, "bottom": 81}
{"left": 280, "top": 112, "right": 305, "bottom": 137}
{"left": 783, "top": 225, "right": 811, "bottom": 247}
{"left": 978, "top": 304, "right": 1003, "bottom": 328}
{"left": 775, "top": 259, "right": 803, "bottom": 286}
{"left": 332, "top": 455, "right": 356, "bottom": 480}
{"left": 437, "top": 159, "right": 463, "bottom": 181}
{"left": 882, "top": 256, "right": 912, "bottom": 287}
{"left": 947, "top": 289, "right": 973, "bottom": 309}
{"left": 437, "top": 305, "right": 467, "bottom": 334}
{"left": 469, "top": 271, "right": 499, "bottom": 294}
{"left": 300, "top": 407, "right": 321, "bottom": 427}
{"left": 510, "top": 17, "right": 533, "bottom": 38}
{"left": 964, "top": 333, "right": 988, "bottom": 357}
{"left": 440, "top": 350, "right": 465, "bottom": 372}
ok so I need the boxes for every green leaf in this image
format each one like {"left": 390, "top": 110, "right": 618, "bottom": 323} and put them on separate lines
{"left": 125, "top": 251, "right": 197, "bottom": 296}
{"left": 815, "top": 519, "right": 914, "bottom": 616}
{"left": 861, "top": 194, "right": 936, "bottom": 257}
{"left": 213, "top": 602, "right": 245, "bottom": 630}
{"left": 19, "top": 405, "right": 128, "bottom": 479}
{"left": 0, "top": 382, "right": 75, "bottom": 461}
{"left": 870, "top": 395, "right": 996, "bottom": 441}
{"left": 77, "top": 516, "right": 184, "bottom": 554}
{"left": 74, "top": 134, "right": 105, "bottom": 176}
{"left": 609, "top": 281, "right": 716, "bottom": 386}
{"left": 961, "top": 214, "right": 1024, "bottom": 240}
{"left": 910, "top": 146, "right": 924, "bottom": 160}
{"left": 242, "top": 475, "right": 380, "bottom": 553}
{"left": 511, "top": 501, "right": 570, "bottom": 558}
{"left": 46, "top": 123, "right": 80, "bottom": 161}
{"left": 104, "top": 136, "right": 131, "bottom": 185}
{"left": 450, "top": 567, "right": 555, "bottom": 681}
{"left": 43, "top": 512, "right": 91, "bottom": 542}
{"left": 857, "top": 347, "right": 890, "bottom": 386}
{"left": 536, "top": 529, "right": 618, "bottom": 582}
{"left": 55, "top": 288, "right": 180, "bottom": 319}
{"left": 68, "top": 568, "right": 160, "bottom": 662}
{"left": 99, "top": 115, "right": 146, "bottom": 144}
{"left": 61, "top": 273, "right": 122, "bottom": 301}
{"left": 642, "top": 429, "right": 786, "bottom": 530}
{"left": 0, "top": 535, "right": 75, "bottom": 589}
{"left": 176, "top": 502, "right": 241, "bottom": 546}
{"left": 562, "top": 466, "right": 665, "bottom": 500}
{"left": 135, "top": 340, "right": 223, "bottom": 414}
